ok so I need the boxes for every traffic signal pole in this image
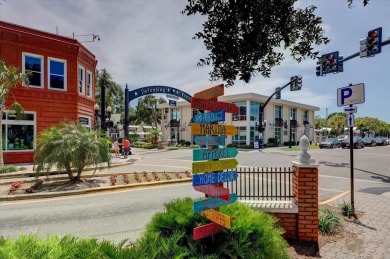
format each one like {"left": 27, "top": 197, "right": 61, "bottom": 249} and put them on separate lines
{"left": 342, "top": 38, "right": 390, "bottom": 63}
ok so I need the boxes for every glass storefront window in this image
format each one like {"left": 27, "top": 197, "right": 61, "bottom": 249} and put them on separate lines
{"left": 232, "top": 101, "right": 246, "bottom": 121}
{"left": 2, "top": 111, "right": 35, "bottom": 151}
{"left": 232, "top": 126, "right": 246, "bottom": 146}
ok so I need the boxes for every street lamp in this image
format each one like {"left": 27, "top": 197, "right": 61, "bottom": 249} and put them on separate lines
{"left": 94, "top": 103, "right": 112, "bottom": 131}
{"left": 256, "top": 118, "right": 266, "bottom": 149}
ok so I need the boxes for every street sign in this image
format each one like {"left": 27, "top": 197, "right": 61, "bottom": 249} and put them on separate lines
{"left": 347, "top": 114, "right": 355, "bottom": 127}
{"left": 199, "top": 209, "right": 233, "bottom": 229}
{"left": 191, "top": 123, "right": 237, "bottom": 136}
{"left": 191, "top": 97, "right": 238, "bottom": 113}
{"left": 193, "top": 193, "right": 237, "bottom": 213}
{"left": 193, "top": 84, "right": 224, "bottom": 100}
{"left": 168, "top": 100, "right": 176, "bottom": 106}
{"left": 337, "top": 83, "right": 365, "bottom": 107}
{"left": 194, "top": 136, "right": 225, "bottom": 146}
{"left": 344, "top": 106, "right": 357, "bottom": 114}
{"left": 193, "top": 147, "right": 238, "bottom": 161}
{"left": 192, "top": 171, "right": 238, "bottom": 186}
{"left": 194, "top": 185, "right": 230, "bottom": 200}
{"left": 192, "top": 110, "right": 225, "bottom": 124}
{"left": 193, "top": 222, "right": 223, "bottom": 240}
{"left": 192, "top": 159, "right": 238, "bottom": 174}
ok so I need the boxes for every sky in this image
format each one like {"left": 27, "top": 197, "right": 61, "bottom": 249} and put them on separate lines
{"left": 1, "top": 0, "right": 389, "bottom": 123}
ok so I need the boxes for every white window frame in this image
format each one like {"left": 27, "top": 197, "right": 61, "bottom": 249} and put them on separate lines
{"left": 78, "top": 65, "right": 85, "bottom": 95}
{"left": 48, "top": 57, "right": 67, "bottom": 91}
{"left": 2, "top": 111, "right": 36, "bottom": 152}
{"left": 86, "top": 70, "right": 92, "bottom": 98}
{"left": 22, "top": 52, "right": 44, "bottom": 88}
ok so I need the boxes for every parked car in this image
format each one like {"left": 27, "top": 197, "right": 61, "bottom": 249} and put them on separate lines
{"left": 385, "top": 138, "right": 390, "bottom": 145}
{"left": 319, "top": 138, "right": 341, "bottom": 149}
{"left": 341, "top": 137, "right": 365, "bottom": 149}
{"left": 337, "top": 135, "right": 348, "bottom": 143}
{"left": 374, "top": 137, "right": 388, "bottom": 146}
{"left": 362, "top": 137, "right": 377, "bottom": 147}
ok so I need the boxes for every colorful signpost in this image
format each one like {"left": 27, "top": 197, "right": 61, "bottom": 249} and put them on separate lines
{"left": 194, "top": 136, "right": 225, "bottom": 146}
{"left": 191, "top": 123, "right": 237, "bottom": 136}
{"left": 191, "top": 97, "right": 238, "bottom": 113}
{"left": 191, "top": 84, "right": 238, "bottom": 240}
{"left": 192, "top": 171, "right": 238, "bottom": 186}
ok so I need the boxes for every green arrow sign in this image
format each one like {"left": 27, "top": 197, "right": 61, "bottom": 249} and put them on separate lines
{"left": 193, "top": 147, "right": 238, "bottom": 161}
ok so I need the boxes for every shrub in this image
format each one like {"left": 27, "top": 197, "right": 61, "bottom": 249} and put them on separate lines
{"left": 189, "top": 144, "right": 199, "bottom": 148}
{"left": 240, "top": 144, "right": 253, "bottom": 149}
{"left": 227, "top": 143, "right": 238, "bottom": 148}
{"left": 268, "top": 138, "right": 279, "bottom": 144}
{"left": 8, "top": 181, "right": 23, "bottom": 195}
{"left": 165, "top": 146, "right": 179, "bottom": 150}
{"left": 283, "top": 141, "right": 296, "bottom": 146}
{"left": 110, "top": 175, "right": 117, "bottom": 186}
{"left": 264, "top": 143, "right": 276, "bottom": 148}
{"left": 0, "top": 165, "right": 19, "bottom": 174}
{"left": 339, "top": 201, "right": 355, "bottom": 217}
{"left": 319, "top": 207, "right": 341, "bottom": 234}
{"left": 131, "top": 198, "right": 289, "bottom": 258}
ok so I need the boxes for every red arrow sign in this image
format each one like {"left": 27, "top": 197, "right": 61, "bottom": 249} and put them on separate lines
{"left": 191, "top": 97, "right": 238, "bottom": 113}
{"left": 193, "top": 84, "right": 224, "bottom": 100}
{"left": 194, "top": 185, "right": 230, "bottom": 200}
{"left": 193, "top": 222, "right": 223, "bottom": 240}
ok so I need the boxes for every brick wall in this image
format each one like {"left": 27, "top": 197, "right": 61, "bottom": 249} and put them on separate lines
{"left": 269, "top": 212, "right": 297, "bottom": 239}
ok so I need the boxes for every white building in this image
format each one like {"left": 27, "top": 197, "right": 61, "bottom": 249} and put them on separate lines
{"left": 158, "top": 93, "right": 319, "bottom": 146}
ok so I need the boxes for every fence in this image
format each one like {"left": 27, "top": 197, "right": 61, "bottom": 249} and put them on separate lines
{"left": 224, "top": 167, "right": 294, "bottom": 201}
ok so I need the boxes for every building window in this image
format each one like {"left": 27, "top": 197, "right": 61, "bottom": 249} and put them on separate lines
{"left": 303, "top": 110, "right": 309, "bottom": 123}
{"left": 171, "top": 108, "right": 180, "bottom": 121}
{"left": 275, "top": 105, "right": 282, "bottom": 119}
{"left": 232, "top": 126, "right": 246, "bottom": 146}
{"left": 48, "top": 58, "right": 66, "bottom": 91}
{"left": 86, "top": 71, "right": 92, "bottom": 97}
{"left": 274, "top": 127, "right": 282, "bottom": 145}
{"left": 290, "top": 108, "right": 296, "bottom": 120}
{"left": 250, "top": 126, "right": 259, "bottom": 144}
{"left": 78, "top": 66, "right": 85, "bottom": 94}
{"left": 250, "top": 101, "right": 264, "bottom": 121}
{"left": 2, "top": 111, "right": 35, "bottom": 151}
{"left": 22, "top": 53, "right": 43, "bottom": 88}
{"left": 232, "top": 101, "right": 246, "bottom": 121}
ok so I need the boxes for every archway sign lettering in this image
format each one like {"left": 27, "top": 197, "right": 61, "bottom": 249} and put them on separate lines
{"left": 124, "top": 85, "right": 192, "bottom": 137}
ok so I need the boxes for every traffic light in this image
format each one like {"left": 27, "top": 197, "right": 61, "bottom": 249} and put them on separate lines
{"left": 321, "top": 51, "right": 339, "bottom": 75}
{"left": 275, "top": 87, "right": 281, "bottom": 99}
{"left": 367, "top": 27, "right": 382, "bottom": 56}
{"left": 284, "top": 120, "right": 288, "bottom": 129}
{"left": 290, "top": 75, "right": 302, "bottom": 91}
{"left": 338, "top": 56, "right": 343, "bottom": 73}
{"left": 316, "top": 61, "right": 322, "bottom": 77}
{"left": 360, "top": 38, "right": 368, "bottom": 58}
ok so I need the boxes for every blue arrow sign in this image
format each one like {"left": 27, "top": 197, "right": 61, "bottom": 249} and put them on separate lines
{"left": 192, "top": 171, "right": 238, "bottom": 186}
{"left": 347, "top": 114, "right": 354, "bottom": 127}
{"left": 192, "top": 110, "right": 225, "bottom": 124}
{"left": 194, "top": 193, "right": 237, "bottom": 213}
{"left": 194, "top": 136, "right": 225, "bottom": 146}
{"left": 193, "top": 147, "right": 238, "bottom": 161}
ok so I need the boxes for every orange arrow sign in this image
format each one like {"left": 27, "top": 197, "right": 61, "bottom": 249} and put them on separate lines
{"left": 193, "top": 84, "right": 224, "bottom": 100}
{"left": 191, "top": 123, "right": 237, "bottom": 136}
{"left": 199, "top": 209, "right": 233, "bottom": 229}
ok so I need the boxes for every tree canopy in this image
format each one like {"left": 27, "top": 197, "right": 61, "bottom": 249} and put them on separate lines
{"left": 135, "top": 95, "right": 167, "bottom": 128}
{"left": 95, "top": 69, "right": 124, "bottom": 116}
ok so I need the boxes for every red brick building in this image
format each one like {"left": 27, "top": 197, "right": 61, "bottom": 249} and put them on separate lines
{"left": 0, "top": 21, "right": 98, "bottom": 164}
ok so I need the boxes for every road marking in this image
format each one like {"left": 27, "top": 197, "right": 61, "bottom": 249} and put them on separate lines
{"left": 319, "top": 190, "right": 350, "bottom": 205}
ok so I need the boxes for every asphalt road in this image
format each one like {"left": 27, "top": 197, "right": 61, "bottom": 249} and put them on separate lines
{"left": 1, "top": 145, "right": 389, "bottom": 244}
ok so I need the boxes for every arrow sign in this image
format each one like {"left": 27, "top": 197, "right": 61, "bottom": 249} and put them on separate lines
{"left": 344, "top": 106, "right": 357, "bottom": 114}
{"left": 192, "top": 123, "right": 237, "bottom": 136}
{"left": 193, "top": 110, "right": 225, "bottom": 124}
{"left": 194, "top": 136, "right": 225, "bottom": 146}
{"left": 193, "top": 84, "right": 224, "bottom": 100}
{"left": 194, "top": 185, "right": 230, "bottom": 200}
{"left": 193, "top": 222, "right": 223, "bottom": 240}
{"left": 347, "top": 114, "right": 354, "bottom": 127}
{"left": 193, "top": 147, "right": 238, "bottom": 161}
{"left": 199, "top": 209, "right": 233, "bottom": 229}
{"left": 192, "top": 171, "right": 238, "bottom": 186}
{"left": 192, "top": 159, "right": 238, "bottom": 174}
{"left": 193, "top": 193, "right": 237, "bottom": 213}
{"left": 191, "top": 97, "right": 238, "bottom": 113}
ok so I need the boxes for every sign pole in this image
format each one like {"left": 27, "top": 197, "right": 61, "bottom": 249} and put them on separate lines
{"left": 349, "top": 106, "right": 355, "bottom": 211}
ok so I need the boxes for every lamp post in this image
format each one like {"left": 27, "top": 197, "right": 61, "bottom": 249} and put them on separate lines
{"left": 94, "top": 103, "right": 112, "bottom": 131}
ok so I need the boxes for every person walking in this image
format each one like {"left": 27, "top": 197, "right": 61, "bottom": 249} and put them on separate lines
{"left": 113, "top": 138, "right": 119, "bottom": 158}
{"left": 122, "top": 137, "right": 131, "bottom": 158}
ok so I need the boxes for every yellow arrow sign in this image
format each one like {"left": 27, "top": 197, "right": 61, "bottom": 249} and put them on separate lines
{"left": 192, "top": 159, "right": 238, "bottom": 174}
{"left": 191, "top": 123, "right": 237, "bottom": 136}
{"left": 199, "top": 209, "right": 233, "bottom": 229}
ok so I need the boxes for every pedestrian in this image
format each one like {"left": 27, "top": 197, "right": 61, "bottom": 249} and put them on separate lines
{"left": 123, "top": 137, "right": 131, "bottom": 158}
{"left": 113, "top": 138, "right": 119, "bottom": 158}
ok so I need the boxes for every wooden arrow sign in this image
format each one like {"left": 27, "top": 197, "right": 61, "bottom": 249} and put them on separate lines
{"left": 192, "top": 171, "right": 238, "bottom": 186}
{"left": 191, "top": 123, "right": 237, "bottom": 136}
{"left": 199, "top": 209, "right": 233, "bottom": 229}
{"left": 192, "top": 110, "right": 225, "bottom": 124}
{"left": 191, "top": 97, "right": 238, "bottom": 113}
{"left": 194, "top": 136, "right": 225, "bottom": 146}
{"left": 192, "top": 159, "right": 238, "bottom": 174}
{"left": 193, "top": 147, "right": 238, "bottom": 161}
{"left": 193, "top": 193, "right": 237, "bottom": 213}
{"left": 193, "top": 222, "right": 223, "bottom": 240}
{"left": 194, "top": 185, "right": 230, "bottom": 200}
{"left": 193, "top": 84, "right": 224, "bottom": 100}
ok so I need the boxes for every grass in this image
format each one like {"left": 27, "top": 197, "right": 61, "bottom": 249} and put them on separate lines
{"left": 339, "top": 200, "right": 355, "bottom": 217}
{"left": 319, "top": 207, "right": 341, "bottom": 234}
{"left": 281, "top": 144, "right": 319, "bottom": 151}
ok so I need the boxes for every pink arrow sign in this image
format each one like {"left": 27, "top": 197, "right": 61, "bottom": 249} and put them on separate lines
{"left": 194, "top": 185, "right": 230, "bottom": 201}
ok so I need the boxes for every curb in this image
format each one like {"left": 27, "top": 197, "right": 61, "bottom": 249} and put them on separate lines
{"left": 0, "top": 178, "right": 192, "bottom": 202}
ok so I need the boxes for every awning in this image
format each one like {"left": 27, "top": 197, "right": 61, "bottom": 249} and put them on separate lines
{"left": 167, "top": 119, "right": 180, "bottom": 127}
{"left": 275, "top": 118, "right": 284, "bottom": 127}
{"left": 303, "top": 121, "right": 313, "bottom": 128}
{"left": 290, "top": 119, "right": 300, "bottom": 128}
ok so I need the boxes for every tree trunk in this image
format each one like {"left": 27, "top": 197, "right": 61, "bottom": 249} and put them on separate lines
{"left": 66, "top": 165, "right": 74, "bottom": 181}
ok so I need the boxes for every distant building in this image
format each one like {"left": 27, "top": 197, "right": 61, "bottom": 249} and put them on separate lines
{"left": 158, "top": 93, "right": 319, "bottom": 146}
{"left": 0, "top": 21, "right": 98, "bottom": 164}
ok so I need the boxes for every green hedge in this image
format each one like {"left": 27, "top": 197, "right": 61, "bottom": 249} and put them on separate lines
{"left": 132, "top": 142, "right": 154, "bottom": 149}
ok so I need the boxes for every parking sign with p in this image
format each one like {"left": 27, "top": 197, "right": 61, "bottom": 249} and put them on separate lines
{"left": 337, "top": 83, "right": 365, "bottom": 107}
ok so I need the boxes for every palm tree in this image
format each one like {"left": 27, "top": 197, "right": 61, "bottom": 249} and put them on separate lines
{"left": 34, "top": 121, "right": 112, "bottom": 182}
{"left": 328, "top": 115, "right": 347, "bottom": 136}
{"left": 0, "top": 60, "right": 29, "bottom": 165}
